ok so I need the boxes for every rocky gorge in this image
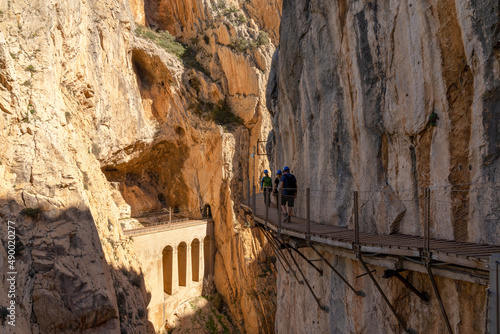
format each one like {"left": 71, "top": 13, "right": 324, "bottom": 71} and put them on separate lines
{"left": 0, "top": 0, "right": 499, "bottom": 333}
{"left": 0, "top": 0, "right": 280, "bottom": 332}
{"left": 268, "top": 0, "right": 500, "bottom": 333}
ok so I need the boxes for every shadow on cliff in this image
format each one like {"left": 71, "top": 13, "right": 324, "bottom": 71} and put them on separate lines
{"left": 0, "top": 197, "right": 154, "bottom": 333}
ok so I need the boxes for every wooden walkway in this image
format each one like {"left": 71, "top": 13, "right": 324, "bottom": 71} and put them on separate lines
{"left": 243, "top": 194, "right": 500, "bottom": 271}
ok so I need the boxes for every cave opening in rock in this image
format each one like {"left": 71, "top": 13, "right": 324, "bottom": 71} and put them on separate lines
{"left": 132, "top": 50, "right": 154, "bottom": 90}
{"left": 202, "top": 204, "right": 212, "bottom": 218}
{"left": 157, "top": 193, "right": 167, "bottom": 207}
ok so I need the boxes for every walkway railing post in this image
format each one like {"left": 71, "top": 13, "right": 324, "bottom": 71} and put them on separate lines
{"left": 265, "top": 192, "right": 269, "bottom": 225}
{"left": 306, "top": 188, "right": 311, "bottom": 245}
{"left": 169, "top": 207, "right": 172, "bottom": 227}
{"left": 252, "top": 184, "right": 256, "bottom": 215}
{"left": 278, "top": 192, "right": 282, "bottom": 236}
{"left": 425, "top": 188, "right": 430, "bottom": 253}
{"left": 354, "top": 191, "right": 360, "bottom": 253}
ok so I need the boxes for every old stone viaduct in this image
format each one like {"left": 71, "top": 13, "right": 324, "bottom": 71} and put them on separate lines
{"left": 124, "top": 218, "right": 214, "bottom": 330}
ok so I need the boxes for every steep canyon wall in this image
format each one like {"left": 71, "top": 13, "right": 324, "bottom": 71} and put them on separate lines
{"left": 268, "top": 0, "right": 499, "bottom": 333}
{"left": 0, "top": 0, "right": 280, "bottom": 332}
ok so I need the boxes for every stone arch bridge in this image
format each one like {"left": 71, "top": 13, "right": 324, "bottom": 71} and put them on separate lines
{"left": 125, "top": 219, "right": 214, "bottom": 330}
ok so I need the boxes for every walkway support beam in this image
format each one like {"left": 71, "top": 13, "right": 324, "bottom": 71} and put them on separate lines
{"left": 382, "top": 269, "right": 428, "bottom": 302}
{"left": 310, "top": 244, "right": 364, "bottom": 296}
{"left": 285, "top": 246, "right": 328, "bottom": 312}
{"left": 281, "top": 242, "right": 323, "bottom": 276}
{"left": 358, "top": 255, "right": 410, "bottom": 333}
{"left": 426, "top": 265, "right": 453, "bottom": 334}
{"left": 260, "top": 227, "right": 303, "bottom": 284}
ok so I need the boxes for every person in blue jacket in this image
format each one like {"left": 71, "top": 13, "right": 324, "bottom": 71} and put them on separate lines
{"left": 279, "top": 166, "right": 297, "bottom": 222}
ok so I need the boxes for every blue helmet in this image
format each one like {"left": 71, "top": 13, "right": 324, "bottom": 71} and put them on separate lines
{"left": 264, "top": 169, "right": 268, "bottom": 174}
{"left": 283, "top": 166, "right": 290, "bottom": 171}
{"left": 276, "top": 170, "right": 282, "bottom": 175}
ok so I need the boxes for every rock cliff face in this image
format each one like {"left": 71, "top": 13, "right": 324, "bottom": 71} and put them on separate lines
{"left": 0, "top": 0, "right": 280, "bottom": 333}
{"left": 268, "top": 0, "right": 499, "bottom": 332}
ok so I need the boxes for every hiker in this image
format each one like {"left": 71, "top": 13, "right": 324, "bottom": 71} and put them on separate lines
{"left": 272, "top": 170, "right": 282, "bottom": 205}
{"left": 279, "top": 166, "right": 297, "bottom": 223}
{"left": 260, "top": 170, "right": 273, "bottom": 207}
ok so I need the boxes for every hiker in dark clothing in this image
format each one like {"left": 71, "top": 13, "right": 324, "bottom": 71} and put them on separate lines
{"left": 279, "top": 166, "right": 297, "bottom": 223}
{"left": 272, "top": 170, "right": 282, "bottom": 207}
{"left": 260, "top": 170, "right": 273, "bottom": 206}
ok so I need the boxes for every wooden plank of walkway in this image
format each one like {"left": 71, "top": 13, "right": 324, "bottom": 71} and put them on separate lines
{"left": 244, "top": 194, "right": 500, "bottom": 271}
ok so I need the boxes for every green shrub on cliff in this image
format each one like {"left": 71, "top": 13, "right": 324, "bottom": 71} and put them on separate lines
{"left": 208, "top": 100, "right": 243, "bottom": 126}
{"left": 135, "top": 26, "right": 186, "bottom": 58}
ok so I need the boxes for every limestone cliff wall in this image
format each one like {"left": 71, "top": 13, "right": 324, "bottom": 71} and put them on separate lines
{"left": 269, "top": 0, "right": 500, "bottom": 243}
{"left": 0, "top": 0, "right": 280, "bottom": 332}
{"left": 268, "top": 0, "right": 499, "bottom": 333}
{"left": 0, "top": 0, "right": 153, "bottom": 332}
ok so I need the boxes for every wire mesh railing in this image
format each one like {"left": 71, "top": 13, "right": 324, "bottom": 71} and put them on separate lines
{"left": 121, "top": 207, "right": 210, "bottom": 232}
{"left": 244, "top": 180, "right": 500, "bottom": 247}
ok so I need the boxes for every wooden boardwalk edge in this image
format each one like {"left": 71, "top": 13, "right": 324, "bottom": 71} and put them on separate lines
{"left": 242, "top": 195, "right": 499, "bottom": 277}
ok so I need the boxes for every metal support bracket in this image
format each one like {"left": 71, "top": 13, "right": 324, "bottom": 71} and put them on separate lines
{"left": 353, "top": 244, "right": 361, "bottom": 257}
{"left": 426, "top": 265, "right": 453, "bottom": 334}
{"left": 382, "top": 269, "right": 429, "bottom": 302}
{"left": 421, "top": 250, "right": 432, "bottom": 265}
{"left": 260, "top": 227, "right": 303, "bottom": 284}
{"left": 285, "top": 246, "right": 329, "bottom": 312}
{"left": 358, "top": 255, "right": 411, "bottom": 333}
{"left": 311, "top": 244, "right": 364, "bottom": 297}
{"left": 283, "top": 243, "right": 323, "bottom": 276}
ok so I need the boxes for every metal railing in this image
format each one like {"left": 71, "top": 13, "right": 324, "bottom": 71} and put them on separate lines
{"left": 122, "top": 207, "right": 210, "bottom": 233}
{"left": 243, "top": 181, "right": 500, "bottom": 247}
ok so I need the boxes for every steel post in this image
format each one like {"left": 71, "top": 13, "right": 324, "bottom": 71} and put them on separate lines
{"left": 354, "top": 191, "right": 360, "bottom": 253}
{"left": 252, "top": 184, "right": 256, "bottom": 215}
{"left": 426, "top": 188, "right": 430, "bottom": 252}
{"left": 265, "top": 192, "right": 269, "bottom": 223}
{"left": 278, "top": 192, "right": 282, "bottom": 236}
{"left": 306, "top": 188, "right": 311, "bottom": 245}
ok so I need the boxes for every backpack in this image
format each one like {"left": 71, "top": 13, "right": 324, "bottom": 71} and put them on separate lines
{"left": 282, "top": 174, "right": 297, "bottom": 195}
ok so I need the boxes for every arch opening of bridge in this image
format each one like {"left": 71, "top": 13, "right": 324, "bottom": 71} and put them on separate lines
{"left": 204, "top": 235, "right": 213, "bottom": 276}
{"left": 192, "top": 239, "right": 200, "bottom": 282}
{"left": 178, "top": 242, "right": 187, "bottom": 287}
{"left": 125, "top": 216, "right": 214, "bottom": 331}
{"left": 162, "top": 245, "right": 173, "bottom": 295}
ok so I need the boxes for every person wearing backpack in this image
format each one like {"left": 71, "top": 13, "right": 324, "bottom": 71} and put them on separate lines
{"left": 279, "top": 166, "right": 297, "bottom": 223}
{"left": 272, "top": 170, "right": 282, "bottom": 205}
{"left": 260, "top": 170, "right": 273, "bottom": 206}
